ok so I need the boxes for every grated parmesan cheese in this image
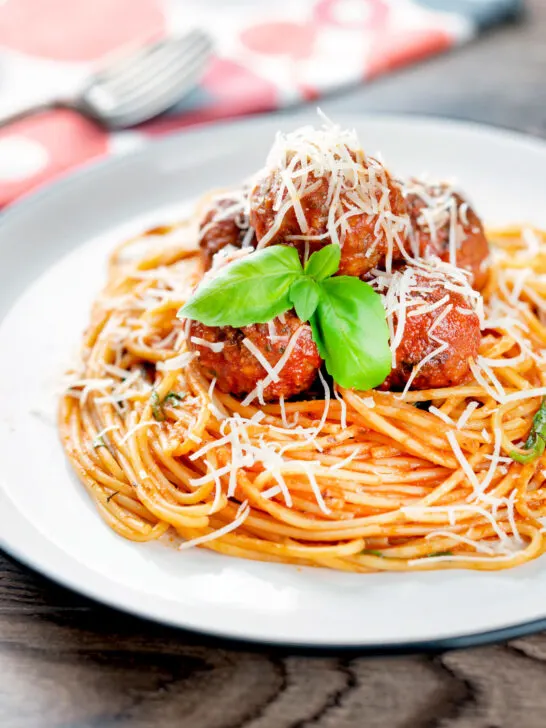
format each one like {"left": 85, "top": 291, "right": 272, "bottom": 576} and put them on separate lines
{"left": 242, "top": 337, "right": 280, "bottom": 382}
{"left": 157, "top": 351, "right": 197, "bottom": 372}
{"left": 190, "top": 336, "right": 225, "bottom": 353}
{"left": 333, "top": 386, "right": 347, "bottom": 429}
{"left": 179, "top": 501, "right": 250, "bottom": 550}
{"left": 119, "top": 420, "right": 159, "bottom": 445}
{"left": 429, "top": 406, "right": 456, "bottom": 426}
{"left": 253, "top": 113, "right": 409, "bottom": 268}
{"left": 456, "top": 401, "right": 479, "bottom": 430}
{"left": 241, "top": 326, "right": 306, "bottom": 407}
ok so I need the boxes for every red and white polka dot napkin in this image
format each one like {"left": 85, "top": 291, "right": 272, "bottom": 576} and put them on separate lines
{"left": 0, "top": 0, "right": 521, "bottom": 207}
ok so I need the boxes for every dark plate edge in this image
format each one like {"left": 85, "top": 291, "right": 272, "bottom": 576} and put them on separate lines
{"left": 3, "top": 542, "right": 545, "bottom": 656}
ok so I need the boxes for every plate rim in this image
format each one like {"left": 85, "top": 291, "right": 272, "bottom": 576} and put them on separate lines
{"left": 3, "top": 108, "right": 546, "bottom": 226}
{"left": 4, "top": 539, "right": 546, "bottom": 654}
{"left": 2, "top": 110, "right": 546, "bottom": 652}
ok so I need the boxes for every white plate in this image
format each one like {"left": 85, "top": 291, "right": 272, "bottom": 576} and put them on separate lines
{"left": 2, "top": 113, "right": 546, "bottom": 651}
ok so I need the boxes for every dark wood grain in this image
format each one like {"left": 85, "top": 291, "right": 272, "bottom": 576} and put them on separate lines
{"left": 3, "top": 3, "right": 546, "bottom": 726}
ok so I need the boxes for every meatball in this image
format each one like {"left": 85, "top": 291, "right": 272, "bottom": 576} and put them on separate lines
{"left": 404, "top": 180, "right": 489, "bottom": 290}
{"left": 249, "top": 157, "right": 410, "bottom": 277}
{"left": 188, "top": 312, "right": 321, "bottom": 401}
{"left": 377, "top": 266, "right": 481, "bottom": 391}
{"left": 199, "top": 193, "right": 255, "bottom": 271}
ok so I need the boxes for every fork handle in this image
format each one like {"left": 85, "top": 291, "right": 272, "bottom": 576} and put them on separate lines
{"left": 0, "top": 99, "right": 66, "bottom": 128}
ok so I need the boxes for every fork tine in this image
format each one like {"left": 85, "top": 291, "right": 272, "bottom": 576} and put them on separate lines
{"left": 101, "top": 43, "right": 212, "bottom": 120}
{"left": 97, "top": 37, "right": 175, "bottom": 82}
{"left": 100, "top": 31, "right": 211, "bottom": 94}
{"left": 106, "top": 70, "right": 208, "bottom": 125}
{"left": 106, "top": 51, "right": 211, "bottom": 125}
{"left": 79, "top": 30, "right": 213, "bottom": 127}
{"left": 100, "top": 46, "right": 180, "bottom": 93}
{"left": 108, "top": 39, "right": 212, "bottom": 107}
{"left": 102, "top": 30, "right": 208, "bottom": 76}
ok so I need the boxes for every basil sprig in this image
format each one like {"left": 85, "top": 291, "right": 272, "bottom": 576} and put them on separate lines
{"left": 310, "top": 276, "right": 391, "bottom": 390}
{"left": 179, "top": 244, "right": 391, "bottom": 390}
{"left": 182, "top": 246, "right": 302, "bottom": 327}
{"left": 510, "top": 398, "right": 546, "bottom": 464}
{"left": 151, "top": 390, "right": 186, "bottom": 421}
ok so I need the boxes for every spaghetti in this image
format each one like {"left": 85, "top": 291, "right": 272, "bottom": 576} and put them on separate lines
{"left": 59, "top": 218, "right": 546, "bottom": 572}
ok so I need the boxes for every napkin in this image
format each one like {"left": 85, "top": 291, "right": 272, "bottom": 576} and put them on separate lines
{"left": 0, "top": 0, "right": 523, "bottom": 207}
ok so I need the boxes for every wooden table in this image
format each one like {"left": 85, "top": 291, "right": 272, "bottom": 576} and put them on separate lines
{"left": 3, "top": 3, "right": 546, "bottom": 726}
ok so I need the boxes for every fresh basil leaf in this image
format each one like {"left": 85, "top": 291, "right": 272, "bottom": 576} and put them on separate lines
{"left": 310, "top": 276, "right": 391, "bottom": 390}
{"left": 151, "top": 391, "right": 187, "bottom": 422}
{"left": 510, "top": 437, "right": 545, "bottom": 464}
{"left": 304, "top": 243, "right": 341, "bottom": 281}
{"left": 163, "top": 391, "right": 186, "bottom": 406}
{"left": 150, "top": 390, "right": 165, "bottom": 421}
{"left": 178, "top": 246, "right": 302, "bottom": 327}
{"left": 510, "top": 397, "right": 546, "bottom": 463}
{"left": 289, "top": 277, "right": 320, "bottom": 322}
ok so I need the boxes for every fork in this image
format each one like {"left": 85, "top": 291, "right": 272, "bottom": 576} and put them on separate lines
{"left": 0, "top": 30, "right": 213, "bottom": 129}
